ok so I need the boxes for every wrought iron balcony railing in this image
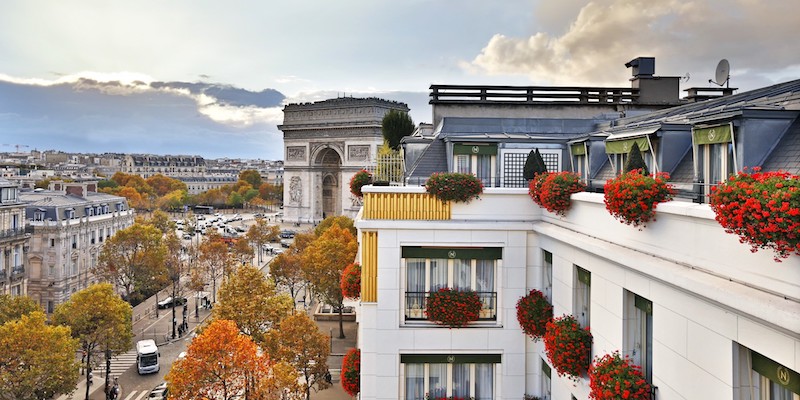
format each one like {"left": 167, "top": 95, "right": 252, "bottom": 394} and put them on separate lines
{"left": 405, "top": 291, "right": 497, "bottom": 321}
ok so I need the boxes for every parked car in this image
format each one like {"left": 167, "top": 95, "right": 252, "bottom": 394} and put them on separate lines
{"left": 280, "top": 239, "right": 291, "bottom": 248}
{"left": 148, "top": 382, "right": 168, "bottom": 399}
{"left": 280, "top": 230, "right": 296, "bottom": 239}
{"left": 157, "top": 296, "right": 187, "bottom": 309}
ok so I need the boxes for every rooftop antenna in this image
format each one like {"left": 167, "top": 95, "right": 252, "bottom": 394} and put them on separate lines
{"left": 709, "top": 59, "right": 730, "bottom": 88}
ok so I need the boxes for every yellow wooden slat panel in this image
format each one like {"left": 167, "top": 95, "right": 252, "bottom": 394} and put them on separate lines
{"left": 361, "top": 231, "right": 378, "bottom": 303}
{"left": 362, "top": 192, "right": 451, "bottom": 220}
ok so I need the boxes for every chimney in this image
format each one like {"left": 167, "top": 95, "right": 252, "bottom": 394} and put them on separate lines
{"left": 625, "top": 57, "right": 680, "bottom": 104}
{"left": 625, "top": 57, "right": 655, "bottom": 78}
{"left": 65, "top": 184, "right": 84, "bottom": 197}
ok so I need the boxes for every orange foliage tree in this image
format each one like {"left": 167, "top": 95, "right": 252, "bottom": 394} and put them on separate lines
{"left": 166, "top": 319, "right": 293, "bottom": 400}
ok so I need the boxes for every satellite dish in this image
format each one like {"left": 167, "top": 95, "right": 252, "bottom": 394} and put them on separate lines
{"left": 711, "top": 59, "right": 730, "bottom": 87}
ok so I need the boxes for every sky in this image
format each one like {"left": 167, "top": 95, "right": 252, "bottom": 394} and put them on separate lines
{"left": 1, "top": 0, "right": 799, "bottom": 160}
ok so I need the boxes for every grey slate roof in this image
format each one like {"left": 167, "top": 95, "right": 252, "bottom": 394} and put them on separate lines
{"left": 437, "top": 117, "right": 600, "bottom": 138}
{"left": 406, "top": 138, "right": 447, "bottom": 183}
{"left": 762, "top": 117, "right": 800, "bottom": 174}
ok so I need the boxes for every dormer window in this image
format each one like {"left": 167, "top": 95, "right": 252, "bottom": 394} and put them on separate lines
{"left": 453, "top": 144, "right": 497, "bottom": 187}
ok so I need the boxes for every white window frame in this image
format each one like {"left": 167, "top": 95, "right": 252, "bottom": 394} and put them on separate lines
{"left": 542, "top": 250, "right": 553, "bottom": 304}
{"left": 402, "top": 362, "right": 495, "bottom": 400}
{"left": 574, "top": 266, "right": 591, "bottom": 329}
{"left": 624, "top": 291, "right": 652, "bottom": 385}
{"left": 403, "top": 257, "right": 498, "bottom": 322}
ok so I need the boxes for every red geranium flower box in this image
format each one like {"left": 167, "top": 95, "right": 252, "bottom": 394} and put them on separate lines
{"left": 543, "top": 315, "right": 593, "bottom": 380}
{"left": 529, "top": 171, "right": 586, "bottom": 216}
{"left": 604, "top": 170, "right": 674, "bottom": 228}
{"left": 516, "top": 289, "right": 553, "bottom": 341}
{"left": 425, "top": 288, "right": 481, "bottom": 328}
{"left": 425, "top": 173, "right": 484, "bottom": 204}
{"left": 341, "top": 348, "right": 360, "bottom": 396}
{"left": 589, "top": 351, "right": 652, "bottom": 400}
{"left": 709, "top": 169, "right": 800, "bottom": 261}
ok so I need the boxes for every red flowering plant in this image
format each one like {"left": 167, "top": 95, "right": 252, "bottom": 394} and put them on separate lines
{"left": 425, "top": 172, "right": 484, "bottom": 204}
{"left": 709, "top": 168, "right": 800, "bottom": 261}
{"left": 529, "top": 171, "right": 586, "bottom": 216}
{"left": 604, "top": 170, "right": 675, "bottom": 228}
{"left": 341, "top": 348, "right": 360, "bottom": 396}
{"left": 425, "top": 288, "right": 482, "bottom": 328}
{"left": 543, "top": 315, "right": 593, "bottom": 381}
{"left": 349, "top": 169, "right": 372, "bottom": 198}
{"left": 340, "top": 262, "right": 361, "bottom": 299}
{"left": 516, "top": 289, "right": 553, "bottom": 341}
{"left": 589, "top": 351, "right": 652, "bottom": 400}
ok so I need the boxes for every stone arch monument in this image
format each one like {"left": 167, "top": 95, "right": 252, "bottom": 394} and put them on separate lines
{"left": 279, "top": 97, "right": 409, "bottom": 224}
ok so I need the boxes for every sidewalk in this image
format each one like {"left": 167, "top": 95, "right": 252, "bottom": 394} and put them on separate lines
{"left": 309, "top": 312, "right": 358, "bottom": 400}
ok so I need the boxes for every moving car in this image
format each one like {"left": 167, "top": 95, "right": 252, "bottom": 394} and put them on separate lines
{"left": 157, "top": 296, "right": 187, "bottom": 309}
{"left": 148, "top": 382, "right": 168, "bottom": 399}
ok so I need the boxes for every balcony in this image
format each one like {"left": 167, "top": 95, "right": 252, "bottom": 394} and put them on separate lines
{"left": 0, "top": 227, "right": 26, "bottom": 241}
{"left": 0, "top": 269, "right": 6, "bottom": 283}
{"left": 405, "top": 291, "right": 497, "bottom": 321}
{"left": 10, "top": 266, "right": 24, "bottom": 282}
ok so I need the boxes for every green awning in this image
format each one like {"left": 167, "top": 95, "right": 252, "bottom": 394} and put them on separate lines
{"left": 401, "top": 354, "right": 502, "bottom": 364}
{"left": 605, "top": 137, "right": 650, "bottom": 154}
{"left": 402, "top": 247, "right": 502, "bottom": 260}
{"left": 571, "top": 143, "right": 586, "bottom": 156}
{"left": 752, "top": 351, "right": 800, "bottom": 394}
{"left": 576, "top": 266, "right": 591, "bottom": 286}
{"left": 693, "top": 124, "right": 732, "bottom": 145}
{"left": 453, "top": 143, "right": 497, "bottom": 155}
{"left": 634, "top": 295, "right": 652, "bottom": 315}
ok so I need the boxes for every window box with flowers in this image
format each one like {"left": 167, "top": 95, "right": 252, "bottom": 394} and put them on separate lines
{"left": 709, "top": 169, "right": 800, "bottom": 261}
{"left": 349, "top": 170, "right": 372, "bottom": 198}
{"left": 543, "top": 314, "right": 593, "bottom": 381}
{"left": 589, "top": 351, "right": 652, "bottom": 400}
{"left": 341, "top": 348, "right": 360, "bottom": 397}
{"left": 529, "top": 171, "right": 586, "bottom": 216}
{"left": 340, "top": 262, "right": 361, "bottom": 299}
{"left": 604, "top": 170, "right": 675, "bottom": 228}
{"left": 516, "top": 289, "right": 553, "bottom": 341}
{"left": 425, "top": 288, "right": 482, "bottom": 328}
{"left": 425, "top": 173, "right": 484, "bottom": 204}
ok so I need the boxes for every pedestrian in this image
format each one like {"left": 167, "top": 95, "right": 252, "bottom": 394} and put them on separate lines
{"left": 325, "top": 370, "right": 332, "bottom": 384}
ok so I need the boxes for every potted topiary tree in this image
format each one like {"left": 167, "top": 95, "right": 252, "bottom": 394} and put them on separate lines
{"left": 623, "top": 142, "right": 649, "bottom": 175}
{"left": 523, "top": 149, "right": 548, "bottom": 181}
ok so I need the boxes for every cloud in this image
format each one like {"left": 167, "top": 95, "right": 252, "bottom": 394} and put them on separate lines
{"left": 0, "top": 75, "right": 287, "bottom": 159}
{"left": 465, "top": 0, "right": 800, "bottom": 88}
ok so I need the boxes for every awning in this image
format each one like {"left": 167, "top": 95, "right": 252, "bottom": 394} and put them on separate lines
{"left": 693, "top": 124, "right": 732, "bottom": 145}
{"left": 604, "top": 126, "right": 659, "bottom": 154}
{"left": 453, "top": 143, "right": 498, "bottom": 155}
{"left": 571, "top": 143, "right": 586, "bottom": 156}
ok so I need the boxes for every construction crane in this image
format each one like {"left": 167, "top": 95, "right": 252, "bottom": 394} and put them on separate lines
{"left": 2, "top": 144, "right": 30, "bottom": 152}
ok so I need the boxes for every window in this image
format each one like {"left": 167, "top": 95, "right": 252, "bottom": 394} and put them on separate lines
{"left": 13, "top": 245, "right": 20, "bottom": 268}
{"left": 71, "top": 235, "right": 77, "bottom": 249}
{"left": 542, "top": 250, "right": 553, "bottom": 303}
{"left": 71, "top": 259, "right": 77, "bottom": 276}
{"left": 48, "top": 265, "right": 55, "bottom": 277}
{"left": 50, "top": 238, "right": 55, "bottom": 247}
{"left": 453, "top": 144, "right": 497, "bottom": 187}
{"left": 570, "top": 143, "right": 589, "bottom": 184}
{"left": 735, "top": 345, "right": 800, "bottom": 399}
{"left": 574, "top": 266, "right": 591, "bottom": 328}
{"left": 33, "top": 211, "right": 45, "bottom": 221}
{"left": 501, "top": 149, "right": 561, "bottom": 188}
{"left": 47, "top": 301, "right": 54, "bottom": 314}
{"left": 91, "top": 231, "right": 96, "bottom": 244}
{"left": 65, "top": 209, "right": 75, "bottom": 219}
{"left": 605, "top": 138, "right": 657, "bottom": 176}
{"left": 402, "top": 354, "right": 498, "bottom": 400}
{"left": 693, "top": 124, "right": 736, "bottom": 201}
{"left": 624, "top": 291, "right": 652, "bottom": 384}
{"left": 403, "top": 247, "right": 500, "bottom": 321}
{"left": 541, "top": 358, "right": 552, "bottom": 400}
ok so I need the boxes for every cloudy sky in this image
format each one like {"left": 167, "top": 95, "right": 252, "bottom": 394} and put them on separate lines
{"left": 1, "top": 0, "right": 799, "bottom": 160}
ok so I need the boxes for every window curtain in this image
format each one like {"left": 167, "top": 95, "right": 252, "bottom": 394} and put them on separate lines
{"left": 456, "top": 155, "right": 471, "bottom": 174}
{"left": 477, "top": 154, "right": 492, "bottom": 186}
{"left": 430, "top": 259, "right": 448, "bottom": 291}
{"left": 452, "top": 364, "right": 470, "bottom": 398}
{"left": 428, "top": 364, "right": 447, "bottom": 398}
{"left": 475, "top": 364, "right": 493, "bottom": 399}
{"left": 407, "top": 259, "right": 426, "bottom": 311}
{"left": 476, "top": 260, "right": 495, "bottom": 312}
{"left": 405, "top": 364, "right": 424, "bottom": 400}
{"left": 543, "top": 257, "right": 553, "bottom": 303}
{"left": 453, "top": 259, "right": 472, "bottom": 290}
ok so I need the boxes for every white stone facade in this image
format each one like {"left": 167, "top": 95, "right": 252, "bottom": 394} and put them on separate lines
{"left": 356, "top": 186, "right": 800, "bottom": 400}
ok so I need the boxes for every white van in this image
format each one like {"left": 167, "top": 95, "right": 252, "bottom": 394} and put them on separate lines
{"left": 136, "top": 339, "right": 160, "bottom": 374}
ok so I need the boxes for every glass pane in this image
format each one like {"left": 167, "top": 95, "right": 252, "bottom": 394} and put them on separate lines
{"left": 407, "top": 259, "right": 425, "bottom": 292}
{"left": 428, "top": 364, "right": 447, "bottom": 399}
{"left": 456, "top": 155, "right": 471, "bottom": 174}
{"left": 710, "top": 144, "right": 723, "bottom": 184}
{"left": 405, "top": 364, "right": 424, "bottom": 400}
{"left": 453, "top": 259, "right": 472, "bottom": 290}
{"left": 430, "top": 259, "right": 448, "bottom": 291}
{"left": 475, "top": 364, "right": 493, "bottom": 400}
{"left": 477, "top": 155, "right": 492, "bottom": 187}
{"left": 452, "top": 364, "right": 470, "bottom": 398}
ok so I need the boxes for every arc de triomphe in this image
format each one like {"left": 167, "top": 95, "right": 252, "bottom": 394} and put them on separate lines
{"left": 279, "top": 97, "right": 409, "bottom": 224}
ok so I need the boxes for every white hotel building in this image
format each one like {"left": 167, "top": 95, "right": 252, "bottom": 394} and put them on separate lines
{"left": 354, "top": 59, "right": 800, "bottom": 400}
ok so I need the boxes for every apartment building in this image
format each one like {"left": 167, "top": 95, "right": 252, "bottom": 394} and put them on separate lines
{"left": 354, "top": 61, "right": 800, "bottom": 399}
{"left": 0, "top": 179, "right": 29, "bottom": 296}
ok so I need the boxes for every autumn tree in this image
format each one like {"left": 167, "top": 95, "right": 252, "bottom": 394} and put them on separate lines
{"left": 212, "top": 265, "right": 294, "bottom": 345}
{"left": 0, "top": 294, "right": 42, "bottom": 325}
{"left": 53, "top": 283, "right": 133, "bottom": 400}
{"left": 95, "top": 223, "right": 168, "bottom": 304}
{"left": 302, "top": 224, "right": 358, "bottom": 338}
{"left": 0, "top": 312, "right": 80, "bottom": 400}
{"left": 146, "top": 174, "right": 187, "bottom": 197}
{"left": 111, "top": 172, "right": 154, "bottom": 195}
{"left": 166, "top": 319, "right": 291, "bottom": 400}
{"left": 270, "top": 313, "right": 330, "bottom": 400}
{"left": 239, "top": 170, "right": 263, "bottom": 189}
{"left": 270, "top": 231, "right": 315, "bottom": 302}
{"left": 156, "top": 189, "right": 187, "bottom": 211}
{"left": 143, "top": 209, "right": 175, "bottom": 235}
{"left": 314, "top": 215, "right": 357, "bottom": 237}
{"left": 117, "top": 186, "right": 148, "bottom": 210}
{"left": 231, "top": 239, "right": 254, "bottom": 269}
{"left": 198, "top": 232, "right": 232, "bottom": 303}
{"left": 246, "top": 219, "right": 279, "bottom": 264}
